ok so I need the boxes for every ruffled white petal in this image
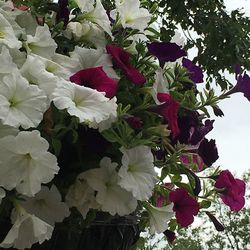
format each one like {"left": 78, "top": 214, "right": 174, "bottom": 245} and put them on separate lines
{"left": 0, "top": 131, "right": 59, "bottom": 196}
{"left": 118, "top": 146, "right": 157, "bottom": 201}
{"left": 20, "top": 185, "right": 70, "bottom": 226}
{"left": 0, "top": 73, "right": 48, "bottom": 129}
{"left": 52, "top": 80, "right": 117, "bottom": 127}
{"left": 0, "top": 211, "right": 53, "bottom": 250}
{"left": 81, "top": 157, "right": 137, "bottom": 216}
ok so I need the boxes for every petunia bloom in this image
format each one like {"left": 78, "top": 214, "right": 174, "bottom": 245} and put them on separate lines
{"left": 106, "top": 44, "right": 146, "bottom": 85}
{"left": 52, "top": 80, "right": 117, "bottom": 129}
{"left": 149, "top": 93, "right": 180, "bottom": 138}
{"left": 143, "top": 202, "right": 174, "bottom": 234}
{"left": 182, "top": 58, "right": 204, "bottom": 83}
{"left": 20, "top": 185, "right": 70, "bottom": 226}
{"left": 0, "top": 208, "right": 53, "bottom": 249}
{"left": 110, "top": 0, "right": 151, "bottom": 32}
{"left": 70, "top": 67, "right": 117, "bottom": 98}
{"left": 66, "top": 177, "right": 100, "bottom": 219}
{"left": 0, "top": 130, "right": 59, "bottom": 196}
{"left": 147, "top": 42, "right": 186, "bottom": 67}
{"left": 118, "top": 146, "right": 157, "bottom": 201}
{"left": 197, "top": 138, "right": 219, "bottom": 167}
{"left": 80, "top": 157, "right": 137, "bottom": 216}
{"left": 215, "top": 170, "right": 246, "bottom": 212}
{"left": 229, "top": 73, "right": 250, "bottom": 101}
{"left": 169, "top": 188, "right": 199, "bottom": 227}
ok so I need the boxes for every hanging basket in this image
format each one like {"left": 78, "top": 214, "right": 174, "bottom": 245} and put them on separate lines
{"left": 0, "top": 214, "right": 140, "bottom": 250}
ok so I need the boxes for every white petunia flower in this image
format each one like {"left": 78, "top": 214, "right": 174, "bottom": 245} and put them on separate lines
{"left": 52, "top": 80, "right": 117, "bottom": 128}
{"left": 83, "top": 0, "right": 113, "bottom": 38}
{"left": 20, "top": 185, "right": 70, "bottom": 226}
{"left": 65, "top": 20, "right": 107, "bottom": 47}
{"left": 143, "top": 202, "right": 174, "bottom": 234}
{"left": 81, "top": 157, "right": 137, "bottom": 216}
{"left": 0, "top": 73, "right": 48, "bottom": 129}
{"left": 0, "top": 12, "right": 22, "bottom": 49}
{"left": 0, "top": 130, "right": 59, "bottom": 196}
{"left": 118, "top": 146, "right": 157, "bottom": 201}
{"left": 66, "top": 178, "right": 100, "bottom": 219}
{"left": 0, "top": 188, "right": 5, "bottom": 204}
{"left": 0, "top": 209, "right": 53, "bottom": 250}
{"left": 20, "top": 54, "right": 69, "bottom": 99}
{"left": 0, "top": 7, "right": 25, "bottom": 38}
{"left": 64, "top": 21, "right": 91, "bottom": 41}
{"left": 111, "top": 0, "right": 151, "bottom": 31}
{"left": 25, "top": 24, "right": 57, "bottom": 59}
{"left": 69, "top": 46, "right": 119, "bottom": 80}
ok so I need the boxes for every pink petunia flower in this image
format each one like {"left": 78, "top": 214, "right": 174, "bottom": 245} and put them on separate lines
{"left": 215, "top": 170, "right": 246, "bottom": 212}
{"left": 106, "top": 44, "right": 146, "bottom": 85}
{"left": 169, "top": 188, "right": 199, "bottom": 227}
{"left": 70, "top": 66, "right": 117, "bottom": 98}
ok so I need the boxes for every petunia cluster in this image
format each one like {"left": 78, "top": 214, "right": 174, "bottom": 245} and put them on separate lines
{"left": 0, "top": 0, "right": 247, "bottom": 249}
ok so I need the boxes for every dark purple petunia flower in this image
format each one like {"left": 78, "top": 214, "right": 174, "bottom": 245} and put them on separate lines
{"left": 147, "top": 42, "right": 186, "bottom": 67}
{"left": 174, "top": 111, "right": 214, "bottom": 145}
{"left": 197, "top": 138, "right": 219, "bottom": 167}
{"left": 174, "top": 110, "right": 200, "bottom": 144}
{"left": 233, "top": 73, "right": 250, "bottom": 101}
{"left": 70, "top": 66, "right": 117, "bottom": 98}
{"left": 182, "top": 58, "right": 204, "bottom": 83}
{"left": 164, "top": 230, "right": 176, "bottom": 244}
{"left": 169, "top": 188, "right": 199, "bottom": 227}
{"left": 189, "top": 119, "right": 214, "bottom": 145}
{"left": 215, "top": 170, "right": 246, "bottom": 212}
{"left": 56, "top": 0, "right": 70, "bottom": 26}
{"left": 106, "top": 44, "right": 146, "bottom": 85}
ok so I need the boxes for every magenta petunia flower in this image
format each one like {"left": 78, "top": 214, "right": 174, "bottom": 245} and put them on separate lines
{"left": 149, "top": 93, "right": 180, "bottom": 138}
{"left": 147, "top": 42, "right": 186, "bottom": 67}
{"left": 182, "top": 58, "right": 204, "bottom": 83}
{"left": 215, "top": 170, "right": 246, "bottom": 212}
{"left": 69, "top": 67, "right": 117, "bottom": 98}
{"left": 169, "top": 188, "right": 199, "bottom": 227}
{"left": 106, "top": 44, "right": 146, "bottom": 85}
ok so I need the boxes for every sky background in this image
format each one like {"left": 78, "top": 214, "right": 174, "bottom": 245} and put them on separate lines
{"left": 197, "top": 0, "right": 250, "bottom": 176}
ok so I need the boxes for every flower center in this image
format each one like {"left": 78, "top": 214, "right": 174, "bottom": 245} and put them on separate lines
{"left": 128, "top": 164, "right": 136, "bottom": 172}
{"left": 0, "top": 31, "right": 5, "bottom": 39}
{"left": 9, "top": 97, "right": 18, "bottom": 107}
